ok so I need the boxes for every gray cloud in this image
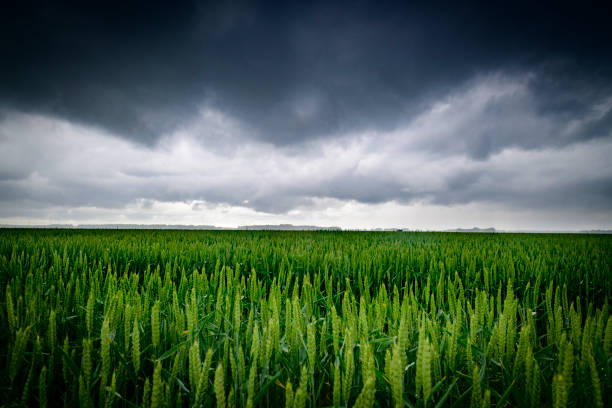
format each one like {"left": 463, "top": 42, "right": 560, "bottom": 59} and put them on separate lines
{"left": 1, "top": 1, "right": 611, "bottom": 228}
{"left": 1, "top": 84, "right": 611, "bottom": 220}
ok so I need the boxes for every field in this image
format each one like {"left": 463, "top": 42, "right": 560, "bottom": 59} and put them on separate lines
{"left": 1, "top": 229, "right": 611, "bottom": 407}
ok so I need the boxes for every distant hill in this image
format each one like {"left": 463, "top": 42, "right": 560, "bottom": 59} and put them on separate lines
{"left": 77, "top": 224, "right": 224, "bottom": 230}
{"left": 0, "top": 223, "right": 341, "bottom": 231}
{"left": 0, "top": 224, "right": 224, "bottom": 230}
{"left": 444, "top": 227, "right": 497, "bottom": 233}
{"left": 237, "top": 224, "right": 341, "bottom": 231}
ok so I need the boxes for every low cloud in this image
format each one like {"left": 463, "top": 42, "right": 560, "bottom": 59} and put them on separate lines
{"left": 1, "top": 71, "right": 611, "bottom": 229}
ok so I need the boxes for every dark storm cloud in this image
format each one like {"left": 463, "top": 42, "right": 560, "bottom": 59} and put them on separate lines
{"left": 2, "top": 0, "right": 612, "bottom": 148}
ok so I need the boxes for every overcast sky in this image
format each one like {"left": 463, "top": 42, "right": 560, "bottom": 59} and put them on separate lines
{"left": 1, "top": 0, "right": 611, "bottom": 230}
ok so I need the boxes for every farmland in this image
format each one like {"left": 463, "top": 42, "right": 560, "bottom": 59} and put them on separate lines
{"left": 1, "top": 229, "right": 611, "bottom": 407}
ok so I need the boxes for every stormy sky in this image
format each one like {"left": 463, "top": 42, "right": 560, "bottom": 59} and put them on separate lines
{"left": 1, "top": 0, "right": 612, "bottom": 229}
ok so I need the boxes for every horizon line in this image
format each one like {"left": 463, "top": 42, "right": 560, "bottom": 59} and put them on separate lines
{"left": 1, "top": 223, "right": 611, "bottom": 234}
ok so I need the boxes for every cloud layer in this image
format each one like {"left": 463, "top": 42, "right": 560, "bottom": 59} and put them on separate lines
{"left": 1, "top": 1, "right": 611, "bottom": 228}
{"left": 1, "top": 74, "right": 611, "bottom": 228}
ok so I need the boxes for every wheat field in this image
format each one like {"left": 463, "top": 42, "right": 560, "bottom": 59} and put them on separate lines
{"left": 1, "top": 229, "right": 611, "bottom": 407}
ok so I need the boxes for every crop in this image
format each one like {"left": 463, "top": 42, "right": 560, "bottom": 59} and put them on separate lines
{"left": 1, "top": 229, "right": 611, "bottom": 407}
